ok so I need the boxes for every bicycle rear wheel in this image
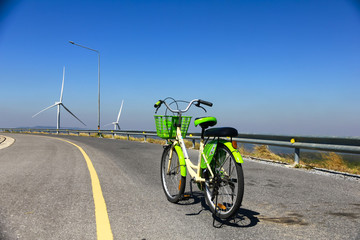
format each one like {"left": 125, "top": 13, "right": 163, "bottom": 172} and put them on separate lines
{"left": 160, "top": 145, "right": 186, "bottom": 203}
{"left": 204, "top": 143, "right": 244, "bottom": 219}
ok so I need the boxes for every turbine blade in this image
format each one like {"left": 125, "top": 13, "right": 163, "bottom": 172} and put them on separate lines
{"left": 116, "top": 100, "right": 124, "bottom": 122}
{"left": 60, "top": 66, "right": 65, "bottom": 102}
{"left": 116, "top": 123, "right": 121, "bottom": 130}
{"left": 61, "top": 104, "right": 86, "bottom": 126}
{"left": 32, "top": 103, "right": 58, "bottom": 118}
{"left": 103, "top": 123, "right": 113, "bottom": 127}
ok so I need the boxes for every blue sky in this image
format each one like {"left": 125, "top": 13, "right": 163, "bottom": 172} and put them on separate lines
{"left": 1, "top": 0, "right": 359, "bottom": 136}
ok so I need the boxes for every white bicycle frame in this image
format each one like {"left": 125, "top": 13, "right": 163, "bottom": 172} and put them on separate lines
{"left": 167, "top": 124, "right": 215, "bottom": 183}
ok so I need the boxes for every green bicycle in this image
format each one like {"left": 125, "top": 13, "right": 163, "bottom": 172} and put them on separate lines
{"left": 154, "top": 98, "right": 244, "bottom": 219}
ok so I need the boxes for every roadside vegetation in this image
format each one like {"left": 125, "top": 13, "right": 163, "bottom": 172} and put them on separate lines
{"left": 239, "top": 144, "right": 360, "bottom": 175}
{"left": 4, "top": 130, "right": 359, "bottom": 175}
{"left": 85, "top": 133, "right": 360, "bottom": 175}
{"left": 288, "top": 151, "right": 360, "bottom": 175}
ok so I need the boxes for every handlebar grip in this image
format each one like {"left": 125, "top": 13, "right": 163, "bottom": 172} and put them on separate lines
{"left": 154, "top": 100, "right": 163, "bottom": 108}
{"left": 198, "top": 99, "right": 213, "bottom": 107}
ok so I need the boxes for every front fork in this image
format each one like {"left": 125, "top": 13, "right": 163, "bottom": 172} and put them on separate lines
{"left": 166, "top": 145, "right": 174, "bottom": 175}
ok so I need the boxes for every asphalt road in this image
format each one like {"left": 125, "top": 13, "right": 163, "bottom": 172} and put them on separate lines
{"left": 0, "top": 134, "right": 359, "bottom": 240}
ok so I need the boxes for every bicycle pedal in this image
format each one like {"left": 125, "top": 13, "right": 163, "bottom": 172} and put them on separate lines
{"left": 183, "top": 194, "right": 191, "bottom": 198}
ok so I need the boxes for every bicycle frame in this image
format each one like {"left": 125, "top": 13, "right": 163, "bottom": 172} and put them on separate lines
{"left": 167, "top": 121, "right": 244, "bottom": 180}
{"left": 166, "top": 123, "right": 214, "bottom": 183}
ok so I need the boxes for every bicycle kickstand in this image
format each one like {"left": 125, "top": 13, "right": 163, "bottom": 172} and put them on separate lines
{"left": 189, "top": 178, "right": 195, "bottom": 198}
{"left": 182, "top": 178, "right": 195, "bottom": 200}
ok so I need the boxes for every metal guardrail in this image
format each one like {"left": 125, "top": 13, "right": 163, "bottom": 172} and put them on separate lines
{"left": 1, "top": 128, "right": 360, "bottom": 164}
{"left": 0, "top": 128, "right": 158, "bottom": 141}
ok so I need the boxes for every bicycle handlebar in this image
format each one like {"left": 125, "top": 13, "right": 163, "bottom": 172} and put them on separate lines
{"left": 154, "top": 98, "right": 213, "bottom": 114}
{"left": 154, "top": 100, "right": 163, "bottom": 108}
{"left": 198, "top": 99, "right": 213, "bottom": 107}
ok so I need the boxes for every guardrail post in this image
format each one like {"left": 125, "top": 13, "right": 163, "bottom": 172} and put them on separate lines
{"left": 127, "top": 134, "right": 130, "bottom": 140}
{"left": 294, "top": 148, "right": 300, "bottom": 165}
{"left": 144, "top": 134, "right": 147, "bottom": 142}
{"left": 192, "top": 139, "right": 195, "bottom": 149}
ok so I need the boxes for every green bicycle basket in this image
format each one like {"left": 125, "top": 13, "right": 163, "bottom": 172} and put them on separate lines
{"left": 154, "top": 115, "right": 192, "bottom": 139}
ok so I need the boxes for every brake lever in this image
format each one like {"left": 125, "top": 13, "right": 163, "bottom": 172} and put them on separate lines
{"left": 195, "top": 102, "right": 207, "bottom": 112}
{"left": 200, "top": 106, "right": 207, "bottom": 112}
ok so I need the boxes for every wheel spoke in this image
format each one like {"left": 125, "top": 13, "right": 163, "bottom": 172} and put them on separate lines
{"left": 204, "top": 144, "right": 244, "bottom": 219}
{"left": 161, "top": 146, "right": 186, "bottom": 203}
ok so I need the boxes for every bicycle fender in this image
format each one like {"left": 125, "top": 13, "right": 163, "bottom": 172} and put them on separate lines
{"left": 200, "top": 140, "right": 243, "bottom": 169}
{"left": 174, "top": 145, "right": 187, "bottom": 177}
{"left": 222, "top": 141, "right": 244, "bottom": 164}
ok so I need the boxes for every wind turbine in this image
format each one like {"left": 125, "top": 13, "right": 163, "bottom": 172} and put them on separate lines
{"left": 105, "top": 100, "right": 124, "bottom": 130}
{"left": 32, "top": 67, "right": 86, "bottom": 130}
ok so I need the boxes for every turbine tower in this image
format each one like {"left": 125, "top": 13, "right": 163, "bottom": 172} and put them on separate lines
{"left": 32, "top": 67, "right": 86, "bottom": 130}
{"left": 105, "top": 100, "right": 124, "bottom": 130}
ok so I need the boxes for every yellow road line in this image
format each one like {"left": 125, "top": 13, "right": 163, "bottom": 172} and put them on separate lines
{"left": 55, "top": 138, "right": 113, "bottom": 240}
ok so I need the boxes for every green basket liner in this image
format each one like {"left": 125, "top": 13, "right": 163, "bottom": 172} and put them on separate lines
{"left": 154, "top": 115, "right": 192, "bottom": 139}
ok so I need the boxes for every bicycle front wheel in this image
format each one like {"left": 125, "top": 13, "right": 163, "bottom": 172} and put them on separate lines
{"left": 204, "top": 143, "right": 244, "bottom": 219}
{"left": 160, "top": 145, "right": 186, "bottom": 203}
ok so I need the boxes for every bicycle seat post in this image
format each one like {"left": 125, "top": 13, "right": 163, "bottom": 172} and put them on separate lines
{"left": 200, "top": 127, "right": 205, "bottom": 141}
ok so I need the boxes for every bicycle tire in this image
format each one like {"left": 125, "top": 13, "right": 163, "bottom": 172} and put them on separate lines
{"left": 160, "top": 145, "right": 186, "bottom": 203}
{"left": 204, "top": 143, "right": 244, "bottom": 219}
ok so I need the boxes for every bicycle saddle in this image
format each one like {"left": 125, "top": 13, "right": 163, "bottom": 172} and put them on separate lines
{"left": 194, "top": 117, "right": 217, "bottom": 129}
{"left": 204, "top": 127, "right": 238, "bottom": 137}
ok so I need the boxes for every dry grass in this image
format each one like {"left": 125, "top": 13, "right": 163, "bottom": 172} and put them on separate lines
{"left": 79, "top": 133, "right": 90, "bottom": 137}
{"left": 12, "top": 130, "right": 359, "bottom": 175}
{"left": 114, "top": 135, "right": 128, "bottom": 140}
{"left": 253, "top": 145, "right": 283, "bottom": 161}
{"left": 321, "top": 152, "right": 348, "bottom": 172}
{"left": 184, "top": 140, "right": 195, "bottom": 149}
{"left": 147, "top": 138, "right": 167, "bottom": 145}
{"left": 243, "top": 144, "right": 359, "bottom": 175}
{"left": 102, "top": 134, "right": 114, "bottom": 139}
{"left": 300, "top": 152, "right": 360, "bottom": 175}
{"left": 240, "top": 144, "right": 293, "bottom": 164}
{"left": 238, "top": 144, "right": 252, "bottom": 156}
{"left": 40, "top": 132, "right": 50, "bottom": 135}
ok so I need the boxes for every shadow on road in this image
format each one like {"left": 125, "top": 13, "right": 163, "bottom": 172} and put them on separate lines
{"left": 211, "top": 208, "right": 260, "bottom": 228}
{"left": 179, "top": 190, "right": 260, "bottom": 228}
